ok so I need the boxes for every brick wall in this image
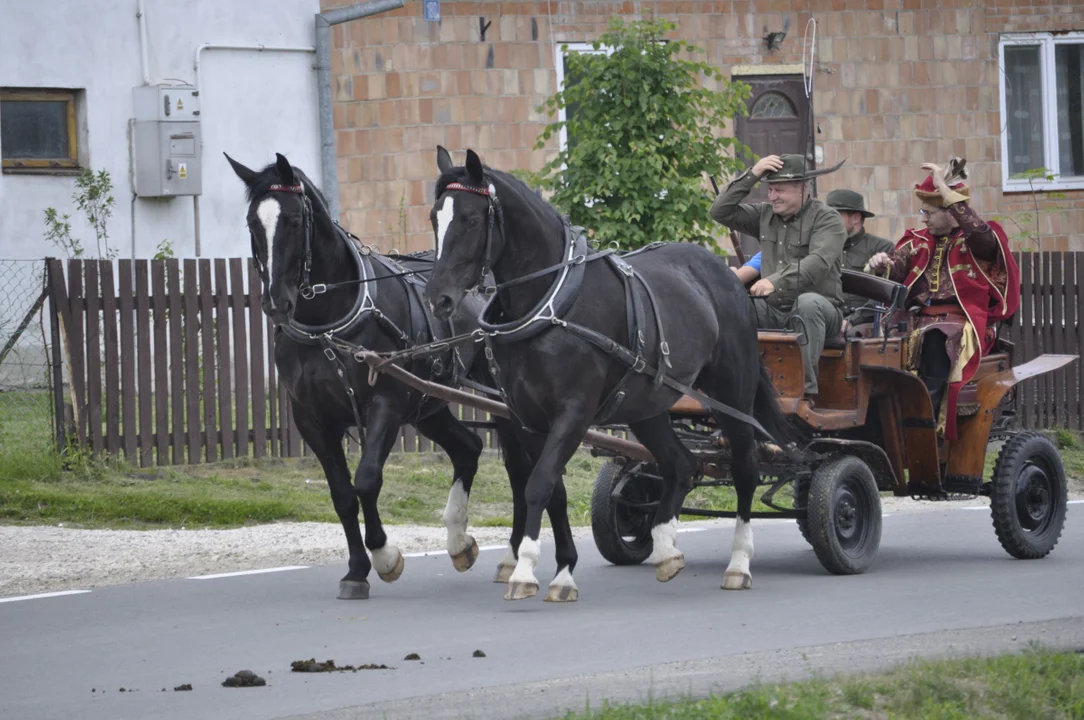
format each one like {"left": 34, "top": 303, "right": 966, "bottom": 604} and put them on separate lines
{"left": 324, "top": 0, "right": 1084, "bottom": 254}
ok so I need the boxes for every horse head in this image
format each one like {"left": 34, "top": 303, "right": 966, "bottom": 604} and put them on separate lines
{"left": 225, "top": 151, "right": 329, "bottom": 325}
{"left": 426, "top": 146, "right": 507, "bottom": 320}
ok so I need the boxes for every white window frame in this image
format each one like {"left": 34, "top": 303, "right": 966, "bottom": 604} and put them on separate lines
{"left": 554, "top": 42, "right": 613, "bottom": 154}
{"left": 999, "top": 31, "right": 1084, "bottom": 192}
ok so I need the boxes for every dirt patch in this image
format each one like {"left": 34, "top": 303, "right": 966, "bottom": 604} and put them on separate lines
{"left": 291, "top": 658, "right": 392, "bottom": 672}
{"left": 222, "top": 670, "right": 266, "bottom": 688}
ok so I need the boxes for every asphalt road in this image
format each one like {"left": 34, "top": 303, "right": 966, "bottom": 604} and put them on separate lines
{"left": 2, "top": 503, "right": 1082, "bottom": 720}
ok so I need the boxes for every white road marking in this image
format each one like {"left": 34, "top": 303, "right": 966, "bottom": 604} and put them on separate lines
{"left": 405, "top": 545, "right": 504, "bottom": 558}
{"left": 187, "top": 565, "right": 309, "bottom": 580}
{"left": 0, "top": 590, "right": 91, "bottom": 604}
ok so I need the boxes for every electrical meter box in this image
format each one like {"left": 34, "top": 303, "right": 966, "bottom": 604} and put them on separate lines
{"left": 133, "top": 85, "right": 202, "bottom": 197}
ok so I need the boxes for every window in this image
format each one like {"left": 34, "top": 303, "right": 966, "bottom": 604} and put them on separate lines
{"left": 0, "top": 88, "right": 81, "bottom": 172}
{"left": 750, "top": 91, "right": 797, "bottom": 118}
{"left": 999, "top": 33, "right": 1084, "bottom": 191}
{"left": 554, "top": 42, "right": 612, "bottom": 154}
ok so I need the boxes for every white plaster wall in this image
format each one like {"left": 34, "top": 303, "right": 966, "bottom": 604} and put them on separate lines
{"left": 0, "top": 0, "right": 322, "bottom": 262}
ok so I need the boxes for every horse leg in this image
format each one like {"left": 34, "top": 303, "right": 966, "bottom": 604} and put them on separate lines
{"left": 543, "top": 472, "right": 580, "bottom": 602}
{"left": 720, "top": 419, "right": 758, "bottom": 590}
{"left": 415, "top": 406, "right": 484, "bottom": 572}
{"left": 293, "top": 406, "right": 372, "bottom": 599}
{"left": 493, "top": 417, "right": 531, "bottom": 584}
{"left": 628, "top": 412, "right": 697, "bottom": 583}
{"left": 354, "top": 395, "right": 407, "bottom": 584}
{"left": 506, "top": 406, "right": 592, "bottom": 601}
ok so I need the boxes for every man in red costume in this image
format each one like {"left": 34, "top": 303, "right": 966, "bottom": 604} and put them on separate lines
{"left": 867, "top": 161, "right": 1021, "bottom": 440}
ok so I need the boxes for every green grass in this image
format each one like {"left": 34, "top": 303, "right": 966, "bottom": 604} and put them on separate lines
{"left": 556, "top": 646, "right": 1084, "bottom": 719}
{"left": 0, "top": 389, "right": 62, "bottom": 481}
{"left": 0, "top": 450, "right": 799, "bottom": 530}
{"left": 2, "top": 413, "right": 1083, "bottom": 530}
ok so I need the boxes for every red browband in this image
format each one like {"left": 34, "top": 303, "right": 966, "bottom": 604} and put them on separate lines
{"left": 445, "top": 181, "right": 490, "bottom": 197}
{"left": 269, "top": 183, "right": 304, "bottom": 194}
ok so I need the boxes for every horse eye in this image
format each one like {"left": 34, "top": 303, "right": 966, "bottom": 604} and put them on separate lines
{"left": 468, "top": 216, "right": 481, "bottom": 228}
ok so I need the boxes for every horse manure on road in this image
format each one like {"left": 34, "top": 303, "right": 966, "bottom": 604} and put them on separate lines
{"left": 403, "top": 653, "right": 421, "bottom": 661}
{"left": 222, "top": 670, "right": 266, "bottom": 687}
{"left": 174, "top": 683, "right": 193, "bottom": 691}
{"left": 291, "top": 658, "right": 392, "bottom": 673}
{"left": 473, "top": 650, "right": 486, "bottom": 658}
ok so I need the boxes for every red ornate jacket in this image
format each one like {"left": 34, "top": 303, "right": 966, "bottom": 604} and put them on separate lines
{"left": 885, "top": 215, "right": 1021, "bottom": 438}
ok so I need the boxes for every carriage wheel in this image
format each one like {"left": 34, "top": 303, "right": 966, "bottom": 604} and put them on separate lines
{"left": 807, "top": 455, "right": 882, "bottom": 575}
{"left": 990, "top": 432, "right": 1067, "bottom": 560}
{"left": 591, "top": 461, "right": 660, "bottom": 566}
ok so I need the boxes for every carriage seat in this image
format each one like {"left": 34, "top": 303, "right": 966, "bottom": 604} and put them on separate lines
{"left": 825, "top": 270, "right": 909, "bottom": 348}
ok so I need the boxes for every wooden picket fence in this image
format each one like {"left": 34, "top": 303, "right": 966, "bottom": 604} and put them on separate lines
{"left": 45, "top": 257, "right": 495, "bottom": 467}
{"left": 45, "top": 252, "right": 1084, "bottom": 467}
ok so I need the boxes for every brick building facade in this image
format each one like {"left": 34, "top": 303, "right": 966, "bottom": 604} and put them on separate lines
{"left": 322, "top": 0, "right": 1084, "bottom": 255}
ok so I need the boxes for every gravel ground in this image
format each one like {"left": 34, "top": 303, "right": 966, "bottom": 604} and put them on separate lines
{"left": 0, "top": 493, "right": 1073, "bottom": 599}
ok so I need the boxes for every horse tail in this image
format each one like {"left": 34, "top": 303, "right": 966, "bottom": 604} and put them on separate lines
{"left": 753, "top": 359, "right": 808, "bottom": 448}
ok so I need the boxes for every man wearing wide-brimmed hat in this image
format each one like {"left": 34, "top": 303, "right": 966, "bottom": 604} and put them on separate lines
{"left": 867, "top": 161, "right": 1021, "bottom": 440}
{"left": 825, "top": 189, "right": 895, "bottom": 331}
{"left": 710, "top": 153, "right": 846, "bottom": 396}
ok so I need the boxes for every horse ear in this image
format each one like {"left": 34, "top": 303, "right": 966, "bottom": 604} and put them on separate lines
{"left": 275, "top": 153, "right": 296, "bottom": 186}
{"left": 224, "top": 152, "right": 258, "bottom": 187}
{"left": 465, "top": 149, "right": 484, "bottom": 185}
{"left": 436, "top": 145, "right": 454, "bottom": 173}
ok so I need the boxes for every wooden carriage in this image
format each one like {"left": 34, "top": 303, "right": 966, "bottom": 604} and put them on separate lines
{"left": 590, "top": 271, "right": 1077, "bottom": 576}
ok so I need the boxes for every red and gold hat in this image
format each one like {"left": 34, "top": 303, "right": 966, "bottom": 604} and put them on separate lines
{"left": 913, "top": 174, "right": 970, "bottom": 207}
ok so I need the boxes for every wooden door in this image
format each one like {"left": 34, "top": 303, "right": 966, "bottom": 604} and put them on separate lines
{"left": 733, "top": 75, "right": 813, "bottom": 258}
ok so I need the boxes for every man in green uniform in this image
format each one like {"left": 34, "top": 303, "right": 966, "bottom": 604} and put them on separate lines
{"left": 826, "top": 189, "right": 895, "bottom": 333}
{"left": 710, "top": 153, "right": 846, "bottom": 396}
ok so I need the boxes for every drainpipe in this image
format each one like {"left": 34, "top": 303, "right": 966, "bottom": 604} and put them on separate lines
{"left": 315, "top": 0, "right": 404, "bottom": 222}
{"left": 136, "top": 0, "right": 150, "bottom": 85}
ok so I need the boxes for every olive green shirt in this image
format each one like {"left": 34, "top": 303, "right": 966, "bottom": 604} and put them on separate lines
{"left": 841, "top": 229, "right": 895, "bottom": 312}
{"left": 710, "top": 170, "right": 846, "bottom": 311}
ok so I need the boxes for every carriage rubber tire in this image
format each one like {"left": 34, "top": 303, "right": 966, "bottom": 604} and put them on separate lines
{"left": 591, "top": 461, "right": 653, "bottom": 566}
{"left": 793, "top": 473, "right": 813, "bottom": 547}
{"left": 990, "top": 431, "right": 1067, "bottom": 560}
{"left": 807, "top": 455, "right": 882, "bottom": 575}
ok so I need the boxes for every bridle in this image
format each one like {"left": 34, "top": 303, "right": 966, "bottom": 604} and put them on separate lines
{"left": 440, "top": 179, "right": 505, "bottom": 285}
{"left": 250, "top": 182, "right": 318, "bottom": 309}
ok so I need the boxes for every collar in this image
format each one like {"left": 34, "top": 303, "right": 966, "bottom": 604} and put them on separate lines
{"left": 844, "top": 229, "right": 866, "bottom": 249}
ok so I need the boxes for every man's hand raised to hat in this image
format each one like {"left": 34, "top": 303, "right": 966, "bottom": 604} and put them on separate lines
{"left": 752, "top": 155, "right": 785, "bottom": 179}
{"left": 921, "top": 162, "right": 950, "bottom": 193}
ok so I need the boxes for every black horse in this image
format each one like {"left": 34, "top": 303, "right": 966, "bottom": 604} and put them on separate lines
{"left": 227, "top": 151, "right": 581, "bottom": 602}
{"left": 225, "top": 152, "right": 581, "bottom": 600}
{"left": 426, "top": 146, "right": 798, "bottom": 600}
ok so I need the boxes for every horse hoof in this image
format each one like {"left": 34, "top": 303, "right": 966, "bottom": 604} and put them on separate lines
{"left": 337, "top": 580, "right": 370, "bottom": 600}
{"left": 451, "top": 537, "right": 480, "bottom": 573}
{"left": 493, "top": 564, "right": 515, "bottom": 584}
{"left": 722, "top": 571, "right": 752, "bottom": 590}
{"left": 544, "top": 585, "right": 579, "bottom": 603}
{"left": 655, "top": 555, "right": 685, "bottom": 583}
{"left": 377, "top": 552, "right": 405, "bottom": 583}
{"left": 504, "top": 581, "right": 539, "bottom": 601}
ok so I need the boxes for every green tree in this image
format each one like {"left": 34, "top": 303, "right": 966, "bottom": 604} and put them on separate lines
{"left": 525, "top": 16, "right": 753, "bottom": 253}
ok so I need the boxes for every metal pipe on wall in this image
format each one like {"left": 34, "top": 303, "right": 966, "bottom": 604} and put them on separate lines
{"left": 136, "top": 0, "right": 150, "bottom": 85}
{"left": 315, "top": 0, "right": 404, "bottom": 222}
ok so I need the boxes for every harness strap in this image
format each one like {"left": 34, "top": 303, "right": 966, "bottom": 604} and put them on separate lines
{"left": 557, "top": 320, "right": 774, "bottom": 442}
{"left": 317, "top": 335, "right": 367, "bottom": 451}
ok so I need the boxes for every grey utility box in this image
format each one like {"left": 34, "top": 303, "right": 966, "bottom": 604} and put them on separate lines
{"left": 133, "top": 85, "right": 202, "bottom": 197}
